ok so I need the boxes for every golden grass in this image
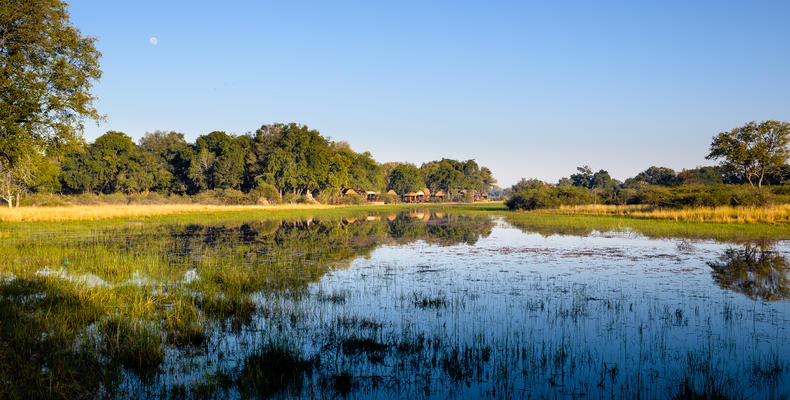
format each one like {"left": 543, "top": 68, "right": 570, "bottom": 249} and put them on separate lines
{"left": 549, "top": 204, "right": 790, "bottom": 224}
{"left": 0, "top": 203, "right": 340, "bottom": 222}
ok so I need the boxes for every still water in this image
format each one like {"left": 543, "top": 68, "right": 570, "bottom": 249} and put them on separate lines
{"left": 4, "top": 212, "right": 790, "bottom": 399}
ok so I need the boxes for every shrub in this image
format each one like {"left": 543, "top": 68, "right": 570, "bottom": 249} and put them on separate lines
{"left": 336, "top": 193, "right": 366, "bottom": 205}
{"left": 249, "top": 183, "right": 281, "bottom": 205}
{"left": 635, "top": 185, "right": 770, "bottom": 208}
{"left": 380, "top": 193, "right": 399, "bottom": 204}
{"left": 506, "top": 188, "right": 559, "bottom": 210}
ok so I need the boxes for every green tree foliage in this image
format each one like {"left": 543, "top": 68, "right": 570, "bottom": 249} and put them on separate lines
{"left": 332, "top": 141, "right": 385, "bottom": 191}
{"left": 676, "top": 166, "right": 724, "bottom": 186}
{"left": 187, "top": 131, "right": 248, "bottom": 192}
{"left": 60, "top": 131, "right": 170, "bottom": 194}
{"left": 568, "top": 166, "right": 618, "bottom": 201}
{"left": 624, "top": 166, "right": 677, "bottom": 187}
{"left": 0, "top": 0, "right": 102, "bottom": 205}
{"left": 139, "top": 131, "right": 193, "bottom": 193}
{"left": 506, "top": 186, "right": 594, "bottom": 210}
{"left": 707, "top": 120, "right": 790, "bottom": 188}
{"left": 251, "top": 123, "right": 350, "bottom": 197}
{"left": 387, "top": 164, "right": 424, "bottom": 194}
{"left": 510, "top": 178, "right": 547, "bottom": 193}
{"left": 420, "top": 158, "right": 496, "bottom": 196}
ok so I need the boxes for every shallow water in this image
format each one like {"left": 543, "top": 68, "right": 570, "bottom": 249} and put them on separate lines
{"left": 4, "top": 212, "right": 790, "bottom": 399}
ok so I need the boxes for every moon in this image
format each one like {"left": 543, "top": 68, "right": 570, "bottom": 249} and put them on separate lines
{"left": 149, "top": 37, "right": 158, "bottom": 46}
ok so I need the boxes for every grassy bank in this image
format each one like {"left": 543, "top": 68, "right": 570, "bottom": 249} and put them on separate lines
{"left": 0, "top": 203, "right": 343, "bottom": 222}
{"left": 2, "top": 201, "right": 789, "bottom": 242}
{"left": 547, "top": 204, "right": 790, "bottom": 224}
{"left": 503, "top": 211, "right": 790, "bottom": 241}
{"left": 0, "top": 202, "right": 499, "bottom": 223}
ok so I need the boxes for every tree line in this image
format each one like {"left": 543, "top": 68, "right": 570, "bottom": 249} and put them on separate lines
{"left": 507, "top": 120, "right": 790, "bottom": 210}
{"left": 2, "top": 123, "right": 497, "bottom": 206}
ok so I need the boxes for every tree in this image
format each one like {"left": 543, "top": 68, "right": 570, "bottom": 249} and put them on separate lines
{"left": 570, "top": 166, "right": 594, "bottom": 189}
{"left": 139, "top": 131, "right": 193, "bottom": 193}
{"left": 421, "top": 159, "right": 465, "bottom": 193}
{"left": 60, "top": 131, "right": 171, "bottom": 194}
{"left": 0, "top": 0, "right": 102, "bottom": 200}
{"left": 186, "top": 131, "right": 249, "bottom": 192}
{"left": 0, "top": 152, "right": 34, "bottom": 206}
{"left": 624, "top": 166, "right": 677, "bottom": 187}
{"left": 677, "top": 166, "right": 724, "bottom": 186}
{"left": 387, "top": 164, "right": 423, "bottom": 194}
{"left": 510, "top": 178, "right": 547, "bottom": 193}
{"left": 251, "top": 123, "right": 347, "bottom": 197}
{"left": 707, "top": 120, "right": 790, "bottom": 188}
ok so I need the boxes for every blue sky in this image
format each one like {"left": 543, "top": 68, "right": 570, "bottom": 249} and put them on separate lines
{"left": 69, "top": 1, "right": 790, "bottom": 186}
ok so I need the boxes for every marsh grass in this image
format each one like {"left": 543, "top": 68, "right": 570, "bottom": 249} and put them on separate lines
{"left": 236, "top": 340, "right": 312, "bottom": 399}
{"left": 1, "top": 208, "right": 788, "bottom": 398}
{"left": 551, "top": 204, "right": 790, "bottom": 223}
{"left": 99, "top": 316, "right": 164, "bottom": 376}
{"left": 504, "top": 210, "right": 790, "bottom": 241}
{"left": 0, "top": 203, "right": 337, "bottom": 222}
{"left": 0, "top": 211, "right": 495, "bottom": 398}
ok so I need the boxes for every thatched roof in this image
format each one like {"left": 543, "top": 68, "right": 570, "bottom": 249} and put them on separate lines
{"left": 422, "top": 188, "right": 431, "bottom": 197}
{"left": 435, "top": 190, "right": 446, "bottom": 197}
{"left": 342, "top": 188, "right": 357, "bottom": 195}
{"left": 403, "top": 192, "right": 417, "bottom": 197}
{"left": 416, "top": 191, "right": 425, "bottom": 196}
{"left": 365, "top": 191, "right": 378, "bottom": 195}
{"left": 387, "top": 189, "right": 398, "bottom": 195}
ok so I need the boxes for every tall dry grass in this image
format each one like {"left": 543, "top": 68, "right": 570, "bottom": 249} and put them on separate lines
{"left": 0, "top": 203, "right": 338, "bottom": 222}
{"left": 550, "top": 204, "right": 790, "bottom": 224}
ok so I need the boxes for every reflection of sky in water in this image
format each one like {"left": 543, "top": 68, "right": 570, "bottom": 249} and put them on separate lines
{"left": 300, "top": 220, "right": 790, "bottom": 398}
{"left": 136, "top": 216, "right": 790, "bottom": 398}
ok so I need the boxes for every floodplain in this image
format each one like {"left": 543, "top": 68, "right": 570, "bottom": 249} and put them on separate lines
{"left": 1, "top": 207, "right": 788, "bottom": 399}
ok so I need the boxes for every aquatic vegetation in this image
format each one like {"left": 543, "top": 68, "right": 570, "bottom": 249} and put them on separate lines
{"left": 236, "top": 341, "right": 312, "bottom": 399}
{"left": 0, "top": 210, "right": 788, "bottom": 398}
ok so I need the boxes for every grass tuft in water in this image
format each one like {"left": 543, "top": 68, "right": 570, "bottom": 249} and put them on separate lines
{"left": 99, "top": 316, "right": 164, "bottom": 376}
{"left": 236, "top": 340, "right": 312, "bottom": 398}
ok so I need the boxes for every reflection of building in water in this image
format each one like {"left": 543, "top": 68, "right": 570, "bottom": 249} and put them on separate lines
{"left": 707, "top": 242, "right": 790, "bottom": 301}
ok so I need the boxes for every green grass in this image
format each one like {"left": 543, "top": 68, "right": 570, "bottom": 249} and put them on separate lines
{"left": 0, "top": 204, "right": 787, "bottom": 398}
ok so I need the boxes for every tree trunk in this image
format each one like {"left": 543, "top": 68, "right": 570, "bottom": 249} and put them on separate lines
{"left": 15, "top": 192, "right": 19, "bottom": 207}
{"left": 758, "top": 167, "right": 766, "bottom": 189}
{"left": 3, "top": 194, "right": 12, "bottom": 208}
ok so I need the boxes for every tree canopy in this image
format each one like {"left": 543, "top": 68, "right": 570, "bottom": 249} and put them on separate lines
{"left": 0, "top": 0, "right": 102, "bottom": 168}
{"left": 387, "top": 164, "right": 423, "bottom": 194}
{"left": 707, "top": 120, "right": 790, "bottom": 188}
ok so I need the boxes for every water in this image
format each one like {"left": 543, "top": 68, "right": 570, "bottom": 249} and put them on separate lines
{"left": 3, "top": 212, "right": 790, "bottom": 399}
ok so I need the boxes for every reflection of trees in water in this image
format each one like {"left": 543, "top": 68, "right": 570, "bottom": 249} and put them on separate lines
{"left": 708, "top": 242, "right": 790, "bottom": 301}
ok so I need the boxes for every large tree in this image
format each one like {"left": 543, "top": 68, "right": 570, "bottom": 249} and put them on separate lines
{"left": 707, "top": 120, "right": 790, "bottom": 188}
{"left": 252, "top": 123, "right": 349, "bottom": 197}
{"left": 0, "top": 0, "right": 102, "bottom": 205}
{"left": 60, "top": 131, "right": 170, "bottom": 194}
{"left": 387, "top": 163, "right": 424, "bottom": 194}
{"left": 139, "top": 130, "right": 193, "bottom": 193}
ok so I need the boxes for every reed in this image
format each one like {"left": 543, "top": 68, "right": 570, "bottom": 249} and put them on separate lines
{"left": 548, "top": 204, "right": 790, "bottom": 224}
{"left": 0, "top": 203, "right": 340, "bottom": 222}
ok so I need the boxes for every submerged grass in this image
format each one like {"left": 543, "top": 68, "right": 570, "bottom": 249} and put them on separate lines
{"left": 1, "top": 205, "right": 788, "bottom": 398}
{"left": 236, "top": 340, "right": 312, "bottom": 399}
{"left": 0, "top": 211, "right": 494, "bottom": 398}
